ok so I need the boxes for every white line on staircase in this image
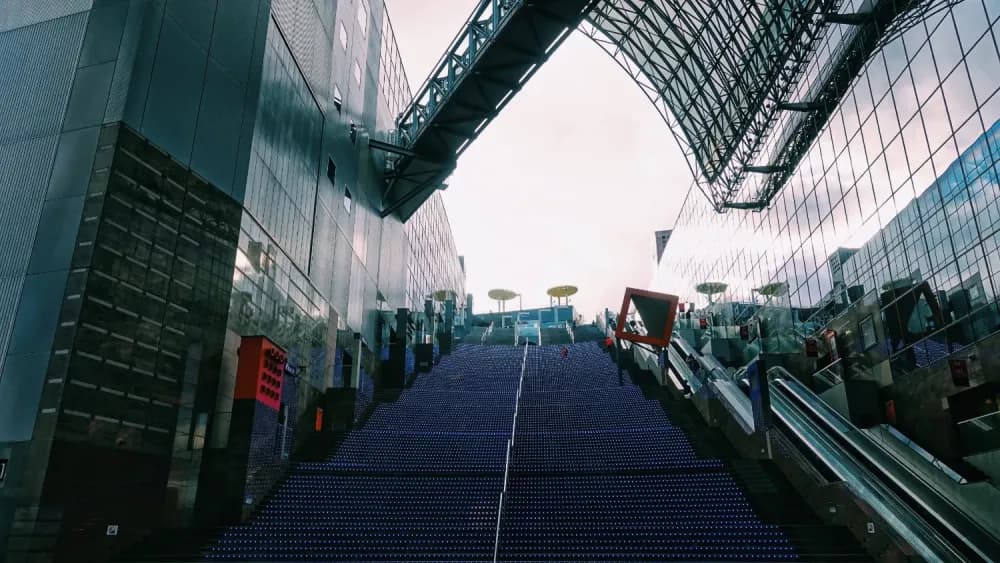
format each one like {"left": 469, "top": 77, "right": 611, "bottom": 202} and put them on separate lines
{"left": 494, "top": 341, "right": 529, "bottom": 562}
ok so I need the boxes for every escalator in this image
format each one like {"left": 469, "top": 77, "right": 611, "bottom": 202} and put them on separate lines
{"left": 665, "top": 337, "right": 1000, "bottom": 562}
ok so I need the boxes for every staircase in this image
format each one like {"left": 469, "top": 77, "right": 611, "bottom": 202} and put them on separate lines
{"left": 539, "top": 327, "right": 572, "bottom": 345}
{"left": 496, "top": 342, "right": 868, "bottom": 561}
{"left": 202, "top": 344, "right": 520, "bottom": 561}
{"left": 573, "top": 324, "right": 606, "bottom": 342}
{"left": 484, "top": 327, "right": 515, "bottom": 345}
{"left": 122, "top": 342, "right": 868, "bottom": 561}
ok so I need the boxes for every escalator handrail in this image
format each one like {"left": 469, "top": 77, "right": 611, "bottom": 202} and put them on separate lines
{"left": 768, "top": 389, "right": 964, "bottom": 561}
{"left": 668, "top": 351, "right": 980, "bottom": 561}
{"left": 670, "top": 338, "right": 730, "bottom": 383}
{"left": 671, "top": 336, "right": 697, "bottom": 357}
{"left": 773, "top": 375, "right": 1000, "bottom": 562}
{"left": 880, "top": 424, "right": 968, "bottom": 485}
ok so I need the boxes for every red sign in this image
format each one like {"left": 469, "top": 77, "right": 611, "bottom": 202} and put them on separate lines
{"left": 235, "top": 336, "right": 287, "bottom": 410}
{"left": 824, "top": 330, "right": 839, "bottom": 363}
{"left": 314, "top": 408, "right": 324, "bottom": 432}
{"left": 739, "top": 325, "right": 749, "bottom": 340}
{"left": 805, "top": 338, "right": 819, "bottom": 358}
{"left": 884, "top": 400, "right": 897, "bottom": 425}
{"left": 949, "top": 359, "right": 970, "bottom": 387}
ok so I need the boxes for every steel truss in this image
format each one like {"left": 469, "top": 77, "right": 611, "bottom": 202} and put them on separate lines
{"left": 581, "top": 0, "right": 966, "bottom": 211}
{"left": 382, "top": 0, "right": 596, "bottom": 221}
{"left": 584, "top": 0, "right": 838, "bottom": 212}
{"left": 752, "top": 0, "right": 965, "bottom": 211}
{"left": 386, "top": 0, "right": 966, "bottom": 218}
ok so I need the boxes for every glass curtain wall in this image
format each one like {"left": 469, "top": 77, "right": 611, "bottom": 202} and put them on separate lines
{"left": 654, "top": 1, "right": 1000, "bottom": 458}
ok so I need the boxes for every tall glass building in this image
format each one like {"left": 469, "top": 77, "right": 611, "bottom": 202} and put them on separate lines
{"left": 654, "top": 0, "right": 1000, "bottom": 466}
{"left": 0, "top": 1, "right": 464, "bottom": 560}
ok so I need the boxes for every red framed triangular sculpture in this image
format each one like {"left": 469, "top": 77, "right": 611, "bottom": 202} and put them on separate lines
{"left": 615, "top": 287, "right": 680, "bottom": 347}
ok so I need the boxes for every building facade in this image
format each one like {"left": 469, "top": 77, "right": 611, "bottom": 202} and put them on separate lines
{"left": 654, "top": 1, "right": 1000, "bottom": 467}
{"left": 0, "top": 1, "right": 464, "bottom": 560}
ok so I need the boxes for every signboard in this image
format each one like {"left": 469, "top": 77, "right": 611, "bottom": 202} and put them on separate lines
{"left": 106, "top": 525, "right": 119, "bottom": 536}
{"left": 314, "top": 408, "right": 324, "bottom": 432}
{"left": 0, "top": 459, "right": 7, "bottom": 482}
{"left": 235, "top": 336, "right": 286, "bottom": 410}
{"left": 949, "top": 359, "right": 970, "bottom": 387}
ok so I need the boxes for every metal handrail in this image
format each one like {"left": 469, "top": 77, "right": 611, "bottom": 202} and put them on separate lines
{"left": 774, "top": 376, "right": 999, "bottom": 560}
{"left": 494, "top": 341, "right": 529, "bottom": 561}
{"left": 768, "top": 386, "right": 962, "bottom": 561}
{"left": 811, "top": 358, "right": 844, "bottom": 388}
{"left": 669, "top": 353, "right": 997, "bottom": 560}
{"left": 876, "top": 424, "right": 968, "bottom": 485}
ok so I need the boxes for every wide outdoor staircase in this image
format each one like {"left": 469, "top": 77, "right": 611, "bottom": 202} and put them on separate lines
{"left": 204, "top": 344, "right": 520, "bottom": 561}
{"left": 497, "top": 343, "right": 866, "bottom": 561}
{"left": 124, "top": 342, "right": 868, "bottom": 561}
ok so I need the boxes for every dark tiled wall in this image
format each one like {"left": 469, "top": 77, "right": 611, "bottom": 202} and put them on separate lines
{"left": 4, "top": 124, "right": 243, "bottom": 559}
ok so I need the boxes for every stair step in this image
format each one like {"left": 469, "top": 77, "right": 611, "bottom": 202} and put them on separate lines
{"left": 122, "top": 343, "right": 870, "bottom": 561}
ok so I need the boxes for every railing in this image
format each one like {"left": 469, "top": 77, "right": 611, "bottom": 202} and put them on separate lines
{"left": 666, "top": 347, "right": 1000, "bottom": 560}
{"left": 956, "top": 410, "right": 1000, "bottom": 455}
{"left": 665, "top": 345, "right": 698, "bottom": 395}
{"left": 397, "top": 0, "right": 522, "bottom": 146}
{"left": 672, "top": 336, "right": 730, "bottom": 382}
{"left": 867, "top": 424, "right": 969, "bottom": 484}
{"left": 494, "top": 341, "right": 529, "bottom": 561}
{"left": 773, "top": 374, "right": 1000, "bottom": 561}
{"left": 812, "top": 359, "right": 844, "bottom": 391}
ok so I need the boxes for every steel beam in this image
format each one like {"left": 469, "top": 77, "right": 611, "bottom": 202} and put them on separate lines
{"left": 776, "top": 101, "right": 825, "bottom": 112}
{"left": 386, "top": 0, "right": 955, "bottom": 216}
{"left": 368, "top": 138, "right": 418, "bottom": 158}
{"left": 383, "top": 0, "right": 595, "bottom": 221}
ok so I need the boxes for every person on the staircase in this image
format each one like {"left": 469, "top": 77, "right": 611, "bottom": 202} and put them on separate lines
{"left": 560, "top": 346, "right": 568, "bottom": 359}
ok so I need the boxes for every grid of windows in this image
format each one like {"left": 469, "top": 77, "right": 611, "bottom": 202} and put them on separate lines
{"left": 229, "top": 1, "right": 464, "bottom": 392}
{"left": 378, "top": 7, "right": 411, "bottom": 129}
{"left": 46, "top": 125, "right": 241, "bottom": 456}
{"left": 655, "top": 1, "right": 1000, "bottom": 383}
{"left": 405, "top": 192, "right": 465, "bottom": 312}
{"left": 244, "top": 18, "right": 323, "bottom": 272}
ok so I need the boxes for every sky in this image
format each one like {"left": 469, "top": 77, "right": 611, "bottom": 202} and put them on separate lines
{"left": 385, "top": 0, "right": 692, "bottom": 319}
